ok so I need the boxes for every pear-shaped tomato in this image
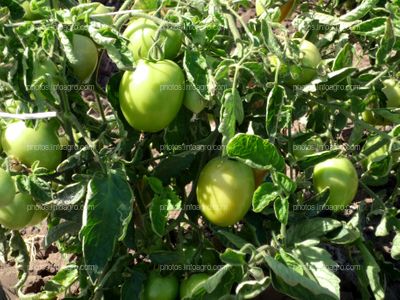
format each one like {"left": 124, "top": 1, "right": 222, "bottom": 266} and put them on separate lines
{"left": 119, "top": 59, "right": 185, "bottom": 132}
{"left": 2, "top": 121, "right": 62, "bottom": 171}
{"left": 196, "top": 157, "right": 255, "bottom": 227}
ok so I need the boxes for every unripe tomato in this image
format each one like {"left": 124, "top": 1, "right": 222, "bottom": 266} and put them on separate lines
{"left": 293, "top": 136, "right": 324, "bottom": 160}
{"left": 313, "top": 158, "right": 358, "bottom": 212}
{"left": 270, "top": 39, "right": 321, "bottom": 85}
{"left": 119, "top": 59, "right": 185, "bottom": 132}
{"left": 91, "top": 3, "right": 114, "bottom": 25}
{"left": 2, "top": 121, "right": 62, "bottom": 171}
{"left": 0, "top": 193, "right": 35, "bottom": 230}
{"left": 27, "top": 207, "right": 48, "bottom": 226}
{"left": 180, "top": 273, "right": 210, "bottom": 300}
{"left": 196, "top": 157, "right": 255, "bottom": 227}
{"left": 123, "top": 18, "right": 182, "bottom": 61}
{"left": 382, "top": 79, "right": 400, "bottom": 107}
{"left": 70, "top": 34, "right": 98, "bottom": 82}
{"left": 142, "top": 272, "right": 179, "bottom": 300}
{"left": 183, "top": 84, "right": 206, "bottom": 114}
{"left": 32, "top": 57, "right": 58, "bottom": 100}
{"left": 0, "top": 168, "right": 15, "bottom": 207}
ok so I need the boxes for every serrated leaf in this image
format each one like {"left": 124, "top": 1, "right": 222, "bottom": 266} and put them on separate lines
{"left": 266, "top": 85, "right": 286, "bottom": 138}
{"left": 274, "top": 196, "right": 289, "bottom": 225}
{"left": 80, "top": 169, "right": 134, "bottom": 282}
{"left": 226, "top": 133, "right": 285, "bottom": 171}
{"left": 252, "top": 182, "right": 279, "bottom": 213}
{"left": 265, "top": 256, "right": 338, "bottom": 300}
{"left": 286, "top": 218, "right": 342, "bottom": 246}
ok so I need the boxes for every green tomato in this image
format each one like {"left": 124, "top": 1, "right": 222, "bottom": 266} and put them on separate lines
{"left": 2, "top": 121, "right": 62, "bottom": 171}
{"left": 293, "top": 136, "right": 324, "bottom": 160}
{"left": 362, "top": 110, "right": 388, "bottom": 126}
{"left": 0, "top": 168, "right": 16, "bottom": 207}
{"left": 382, "top": 79, "right": 400, "bottom": 108}
{"left": 91, "top": 3, "right": 114, "bottom": 25}
{"left": 0, "top": 193, "right": 35, "bottom": 230}
{"left": 27, "top": 207, "right": 48, "bottom": 226}
{"left": 183, "top": 85, "right": 206, "bottom": 114}
{"left": 196, "top": 157, "right": 255, "bottom": 227}
{"left": 143, "top": 272, "right": 179, "bottom": 300}
{"left": 119, "top": 59, "right": 185, "bottom": 132}
{"left": 32, "top": 57, "right": 58, "bottom": 100}
{"left": 70, "top": 34, "right": 98, "bottom": 82}
{"left": 270, "top": 39, "right": 321, "bottom": 85}
{"left": 313, "top": 158, "right": 358, "bottom": 212}
{"left": 180, "top": 273, "right": 210, "bottom": 300}
{"left": 123, "top": 18, "right": 182, "bottom": 61}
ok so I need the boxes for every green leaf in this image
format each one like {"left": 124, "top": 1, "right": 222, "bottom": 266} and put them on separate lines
{"left": 286, "top": 218, "right": 342, "bottom": 245}
{"left": 301, "top": 188, "right": 330, "bottom": 218}
{"left": 274, "top": 196, "right": 289, "bottom": 225}
{"left": 297, "top": 149, "right": 340, "bottom": 169}
{"left": 265, "top": 256, "right": 338, "bottom": 300}
{"left": 260, "top": 19, "right": 282, "bottom": 57}
{"left": 236, "top": 277, "right": 271, "bottom": 299}
{"left": 252, "top": 182, "right": 280, "bottom": 213}
{"left": 294, "top": 246, "right": 341, "bottom": 299}
{"left": 356, "top": 240, "right": 385, "bottom": 300}
{"left": 217, "top": 230, "right": 249, "bottom": 249}
{"left": 219, "top": 92, "right": 237, "bottom": 147}
{"left": 150, "top": 192, "right": 181, "bottom": 237}
{"left": 376, "top": 18, "right": 396, "bottom": 65}
{"left": 272, "top": 172, "right": 296, "bottom": 195}
{"left": 266, "top": 85, "right": 286, "bottom": 138}
{"left": 220, "top": 248, "right": 247, "bottom": 266}
{"left": 88, "top": 24, "right": 134, "bottom": 70}
{"left": 392, "top": 232, "right": 400, "bottom": 260}
{"left": 80, "top": 169, "right": 134, "bottom": 282}
{"left": 325, "top": 223, "right": 360, "bottom": 244}
{"left": 340, "top": 0, "right": 380, "bottom": 22}
{"left": 226, "top": 133, "right": 285, "bottom": 171}
{"left": 183, "top": 49, "right": 209, "bottom": 99}
{"left": 351, "top": 17, "right": 387, "bottom": 37}
{"left": 332, "top": 43, "right": 353, "bottom": 71}
{"left": 121, "top": 270, "right": 147, "bottom": 300}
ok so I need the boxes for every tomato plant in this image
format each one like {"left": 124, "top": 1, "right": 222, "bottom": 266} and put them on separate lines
{"left": 2, "top": 121, "right": 61, "bottom": 171}
{"left": 0, "top": 0, "right": 399, "bottom": 299}
{"left": 119, "top": 59, "right": 185, "bottom": 132}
